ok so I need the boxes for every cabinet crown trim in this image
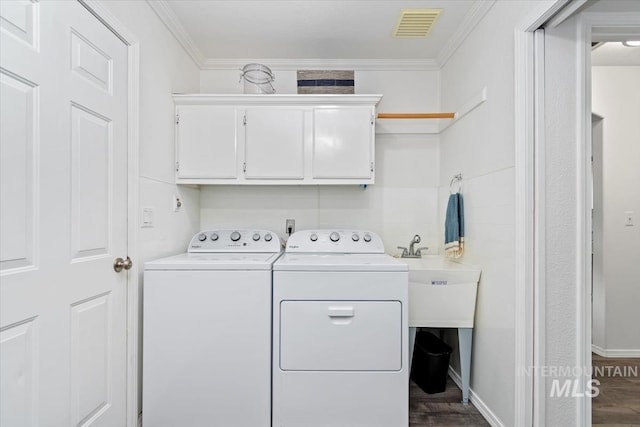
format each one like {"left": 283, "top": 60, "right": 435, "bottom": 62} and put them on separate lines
{"left": 173, "top": 94, "right": 383, "bottom": 106}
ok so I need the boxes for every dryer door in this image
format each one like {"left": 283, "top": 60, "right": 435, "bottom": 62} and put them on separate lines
{"left": 279, "top": 300, "right": 402, "bottom": 371}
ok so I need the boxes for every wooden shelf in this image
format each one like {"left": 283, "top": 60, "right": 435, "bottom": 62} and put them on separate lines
{"left": 377, "top": 112, "right": 455, "bottom": 119}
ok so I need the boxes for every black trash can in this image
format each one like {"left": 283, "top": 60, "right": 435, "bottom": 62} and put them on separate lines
{"left": 410, "top": 331, "right": 452, "bottom": 394}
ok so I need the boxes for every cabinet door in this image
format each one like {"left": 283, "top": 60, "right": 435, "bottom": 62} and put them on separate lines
{"left": 244, "top": 108, "right": 304, "bottom": 179}
{"left": 176, "top": 105, "right": 238, "bottom": 179}
{"left": 313, "top": 107, "right": 374, "bottom": 179}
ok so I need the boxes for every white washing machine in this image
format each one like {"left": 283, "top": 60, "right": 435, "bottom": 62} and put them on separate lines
{"left": 272, "top": 230, "right": 409, "bottom": 427}
{"left": 143, "top": 229, "right": 281, "bottom": 427}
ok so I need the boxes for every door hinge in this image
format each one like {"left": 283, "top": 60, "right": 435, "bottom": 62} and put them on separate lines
{"left": 175, "top": 161, "right": 179, "bottom": 172}
{"left": 176, "top": 114, "right": 180, "bottom": 125}
{"left": 370, "top": 162, "right": 374, "bottom": 172}
{"left": 243, "top": 115, "right": 247, "bottom": 126}
{"left": 243, "top": 162, "right": 246, "bottom": 173}
{"left": 371, "top": 114, "right": 374, "bottom": 125}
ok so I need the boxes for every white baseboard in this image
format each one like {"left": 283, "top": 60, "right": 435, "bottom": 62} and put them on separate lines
{"left": 592, "top": 344, "right": 640, "bottom": 358}
{"left": 592, "top": 344, "right": 606, "bottom": 357}
{"left": 448, "top": 367, "right": 505, "bottom": 427}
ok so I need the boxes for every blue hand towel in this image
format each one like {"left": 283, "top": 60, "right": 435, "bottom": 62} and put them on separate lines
{"left": 444, "top": 193, "right": 465, "bottom": 258}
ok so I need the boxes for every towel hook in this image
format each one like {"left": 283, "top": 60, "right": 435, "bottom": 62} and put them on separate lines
{"left": 449, "top": 173, "right": 463, "bottom": 194}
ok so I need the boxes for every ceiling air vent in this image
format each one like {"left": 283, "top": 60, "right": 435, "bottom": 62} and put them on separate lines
{"left": 393, "top": 9, "right": 442, "bottom": 38}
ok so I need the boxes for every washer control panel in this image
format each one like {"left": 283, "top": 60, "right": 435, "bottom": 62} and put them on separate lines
{"left": 286, "top": 230, "right": 384, "bottom": 253}
{"left": 188, "top": 230, "right": 282, "bottom": 253}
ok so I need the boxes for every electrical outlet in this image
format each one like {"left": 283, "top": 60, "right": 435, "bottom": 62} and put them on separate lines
{"left": 173, "top": 195, "right": 182, "bottom": 212}
{"left": 286, "top": 219, "right": 295, "bottom": 235}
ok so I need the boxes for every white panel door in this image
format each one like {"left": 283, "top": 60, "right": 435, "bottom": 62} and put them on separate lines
{"left": 244, "top": 108, "right": 305, "bottom": 179}
{"left": 0, "top": 2, "right": 128, "bottom": 426}
{"left": 313, "top": 107, "right": 374, "bottom": 179}
{"left": 176, "top": 105, "right": 238, "bottom": 179}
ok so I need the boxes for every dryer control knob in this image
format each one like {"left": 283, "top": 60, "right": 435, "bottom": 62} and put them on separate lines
{"left": 198, "top": 233, "right": 207, "bottom": 242}
{"left": 210, "top": 233, "right": 219, "bottom": 241}
{"left": 352, "top": 234, "right": 360, "bottom": 242}
{"left": 252, "top": 233, "right": 260, "bottom": 241}
{"left": 330, "top": 232, "right": 340, "bottom": 242}
{"left": 230, "top": 231, "right": 241, "bottom": 242}
{"left": 363, "top": 233, "right": 372, "bottom": 242}
{"left": 310, "top": 233, "right": 318, "bottom": 242}
{"left": 264, "top": 233, "right": 273, "bottom": 242}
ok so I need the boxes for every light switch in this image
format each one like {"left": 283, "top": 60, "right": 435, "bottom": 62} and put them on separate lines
{"left": 142, "top": 207, "right": 154, "bottom": 228}
{"left": 625, "top": 211, "right": 634, "bottom": 227}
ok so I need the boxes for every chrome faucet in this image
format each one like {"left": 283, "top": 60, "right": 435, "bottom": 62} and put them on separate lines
{"left": 397, "top": 234, "right": 429, "bottom": 258}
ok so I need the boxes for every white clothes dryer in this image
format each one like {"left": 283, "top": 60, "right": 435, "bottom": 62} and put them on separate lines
{"left": 272, "top": 230, "right": 409, "bottom": 427}
{"left": 143, "top": 229, "right": 281, "bottom": 427}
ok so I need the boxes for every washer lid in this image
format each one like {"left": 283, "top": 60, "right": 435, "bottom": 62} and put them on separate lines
{"left": 273, "top": 253, "right": 408, "bottom": 272}
{"left": 145, "top": 252, "right": 282, "bottom": 270}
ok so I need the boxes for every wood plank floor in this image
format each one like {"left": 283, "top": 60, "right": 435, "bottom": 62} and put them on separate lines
{"left": 409, "top": 355, "right": 639, "bottom": 426}
{"left": 592, "top": 354, "right": 640, "bottom": 427}
{"left": 410, "top": 378, "right": 489, "bottom": 426}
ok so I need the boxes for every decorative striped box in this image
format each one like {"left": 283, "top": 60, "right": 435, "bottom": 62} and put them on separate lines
{"left": 297, "top": 70, "right": 354, "bottom": 94}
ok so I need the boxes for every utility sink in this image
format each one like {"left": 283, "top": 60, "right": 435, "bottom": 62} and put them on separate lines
{"left": 404, "top": 256, "right": 481, "bottom": 328}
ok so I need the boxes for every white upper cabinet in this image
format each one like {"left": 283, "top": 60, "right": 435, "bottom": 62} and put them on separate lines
{"left": 176, "top": 105, "right": 238, "bottom": 179}
{"left": 173, "top": 94, "right": 382, "bottom": 185}
{"left": 312, "top": 107, "right": 374, "bottom": 179}
{"left": 244, "top": 108, "right": 305, "bottom": 180}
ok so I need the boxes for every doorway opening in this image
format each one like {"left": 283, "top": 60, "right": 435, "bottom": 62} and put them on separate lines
{"left": 589, "top": 40, "right": 640, "bottom": 426}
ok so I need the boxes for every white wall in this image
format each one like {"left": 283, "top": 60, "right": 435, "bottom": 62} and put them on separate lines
{"left": 438, "top": 2, "right": 546, "bottom": 425}
{"left": 592, "top": 66, "right": 640, "bottom": 355}
{"left": 99, "top": 0, "right": 202, "bottom": 410}
{"left": 200, "top": 69, "right": 441, "bottom": 252}
{"left": 543, "top": 13, "right": 585, "bottom": 426}
{"left": 542, "top": 1, "right": 640, "bottom": 424}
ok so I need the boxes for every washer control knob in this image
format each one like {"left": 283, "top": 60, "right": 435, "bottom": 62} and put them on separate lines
{"left": 230, "top": 231, "right": 241, "bottom": 242}
{"left": 210, "top": 233, "right": 219, "bottom": 241}
{"left": 329, "top": 232, "right": 340, "bottom": 242}
{"left": 363, "top": 233, "right": 372, "bottom": 242}
{"left": 252, "top": 233, "right": 260, "bottom": 241}
{"left": 310, "top": 233, "right": 318, "bottom": 242}
{"left": 352, "top": 233, "right": 360, "bottom": 242}
{"left": 264, "top": 233, "right": 273, "bottom": 242}
{"left": 198, "top": 233, "right": 207, "bottom": 242}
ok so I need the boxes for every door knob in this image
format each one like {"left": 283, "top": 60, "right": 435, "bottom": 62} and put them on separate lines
{"left": 113, "top": 256, "right": 133, "bottom": 273}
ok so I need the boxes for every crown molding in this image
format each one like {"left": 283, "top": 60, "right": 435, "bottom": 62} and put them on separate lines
{"left": 146, "top": 0, "right": 205, "bottom": 67}
{"left": 436, "top": 0, "right": 496, "bottom": 68}
{"left": 148, "top": 0, "right": 490, "bottom": 72}
{"left": 201, "top": 58, "right": 440, "bottom": 71}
